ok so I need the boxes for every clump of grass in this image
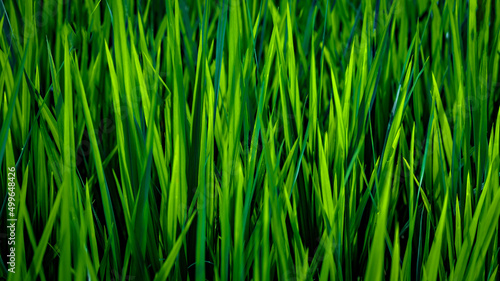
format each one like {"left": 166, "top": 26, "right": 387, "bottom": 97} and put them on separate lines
{"left": 1, "top": 0, "right": 500, "bottom": 280}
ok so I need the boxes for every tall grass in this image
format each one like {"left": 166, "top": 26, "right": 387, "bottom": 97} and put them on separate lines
{"left": 1, "top": 0, "right": 499, "bottom": 280}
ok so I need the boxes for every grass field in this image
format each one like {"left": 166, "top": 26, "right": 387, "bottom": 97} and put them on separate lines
{"left": 1, "top": 0, "right": 500, "bottom": 280}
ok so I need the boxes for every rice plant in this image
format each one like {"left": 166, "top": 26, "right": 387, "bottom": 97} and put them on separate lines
{"left": 1, "top": 0, "right": 499, "bottom": 280}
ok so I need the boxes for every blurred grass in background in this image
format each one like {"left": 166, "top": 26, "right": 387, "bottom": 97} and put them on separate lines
{"left": 1, "top": 0, "right": 500, "bottom": 280}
